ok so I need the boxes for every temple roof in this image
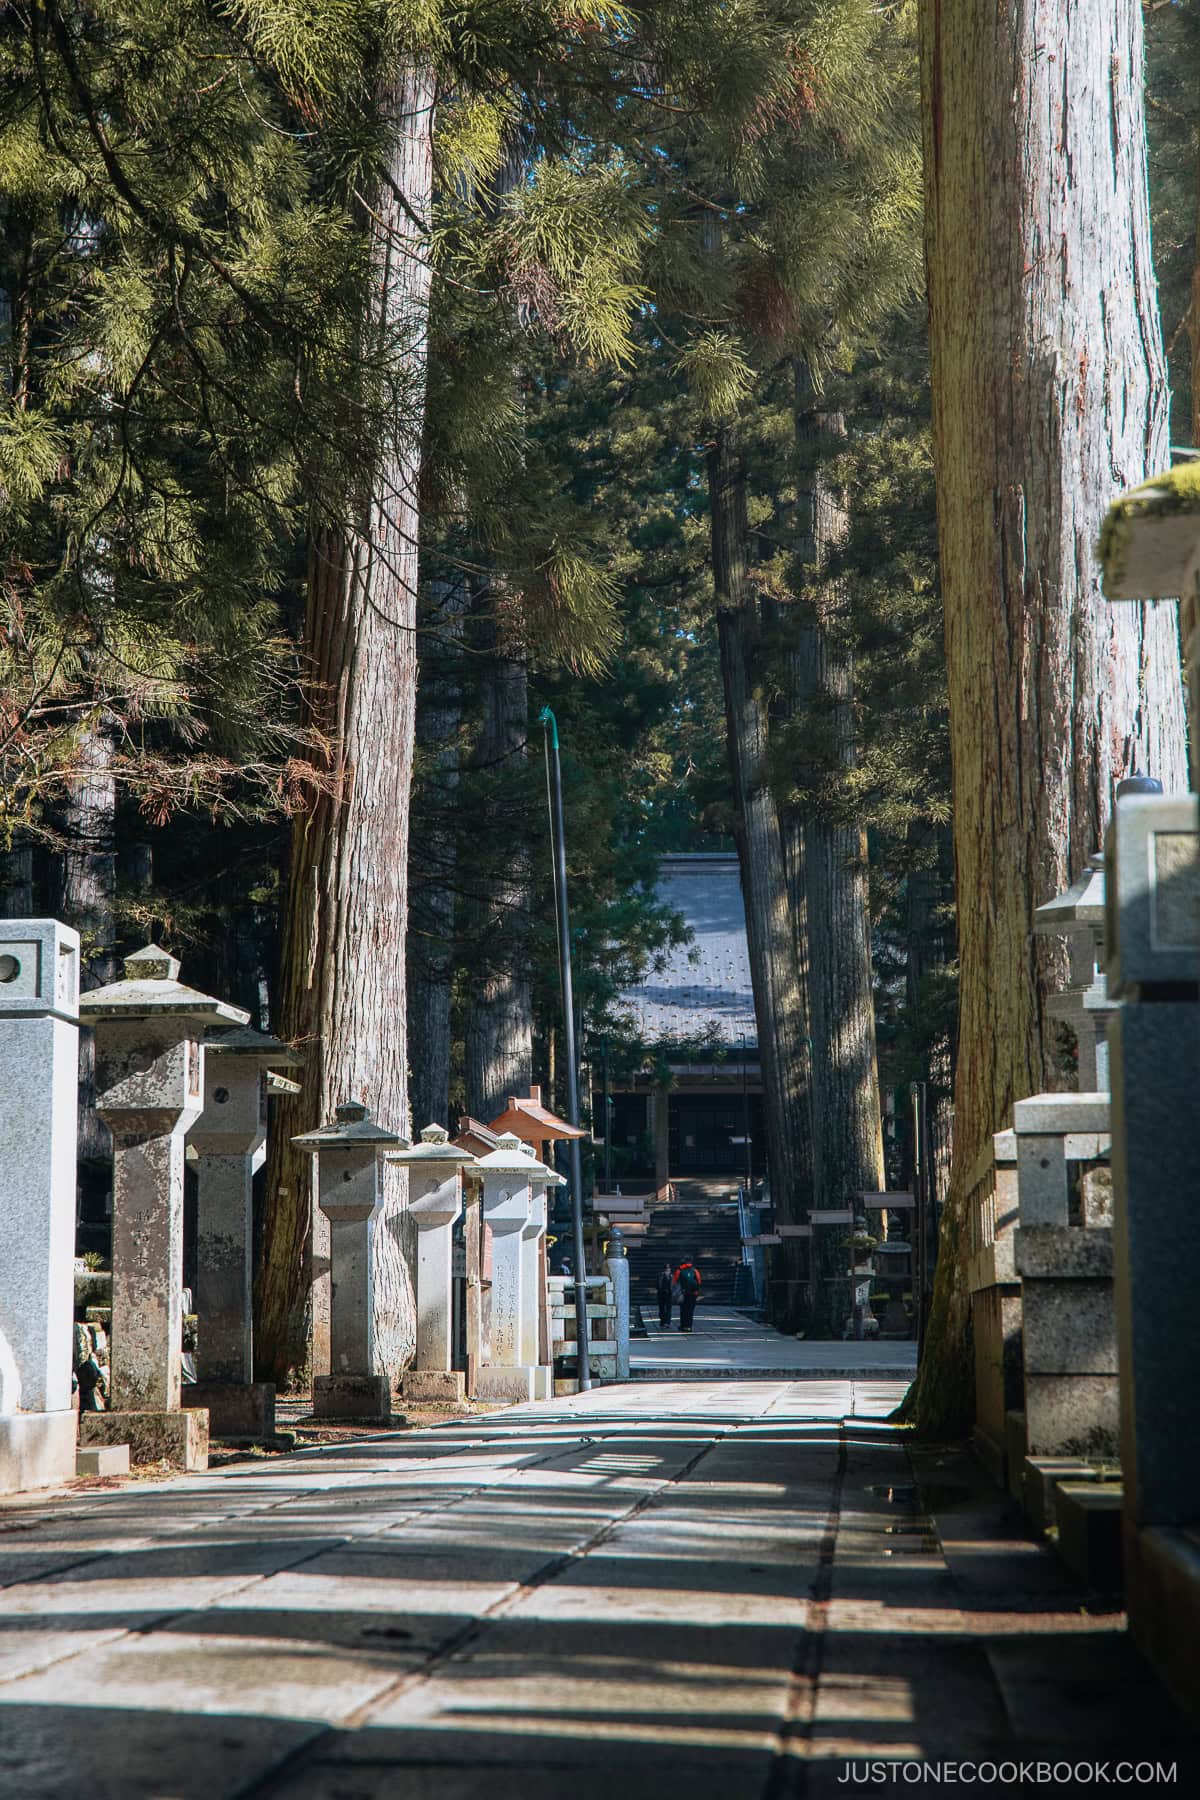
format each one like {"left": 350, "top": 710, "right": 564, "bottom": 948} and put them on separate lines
{"left": 618, "top": 854, "right": 758, "bottom": 1048}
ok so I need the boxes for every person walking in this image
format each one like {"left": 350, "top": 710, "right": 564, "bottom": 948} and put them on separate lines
{"left": 675, "top": 1257, "right": 702, "bottom": 1332}
{"left": 656, "top": 1261, "right": 674, "bottom": 1330}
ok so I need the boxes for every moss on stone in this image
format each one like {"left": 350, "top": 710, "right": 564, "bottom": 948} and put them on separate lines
{"left": 1099, "top": 461, "right": 1200, "bottom": 589}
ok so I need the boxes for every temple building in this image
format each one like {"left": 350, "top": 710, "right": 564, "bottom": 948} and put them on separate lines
{"left": 598, "top": 853, "right": 764, "bottom": 1192}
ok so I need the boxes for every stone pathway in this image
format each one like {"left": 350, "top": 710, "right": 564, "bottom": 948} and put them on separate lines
{"left": 632, "top": 1305, "right": 919, "bottom": 1378}
{"left": 0, "top": 1381, "right": 1194, "bottom": 1798}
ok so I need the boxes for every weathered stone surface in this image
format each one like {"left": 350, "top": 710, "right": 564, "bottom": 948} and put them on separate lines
{"left": 399, "top": 1370, "right": 465, "bottom": 1404}
{"left": 1014, "top": 1224, "right": 1114, "bottom": 1282}
{"left": 1127, "top": 1524, "right": 1200, "bottom": 1728}
{"left": 0, "top": 1412, "right": 77, "bottom": 1496}
{"left": 79, "top": 1406, "right": 208, "bottom": 1471}
{"left": 476, "top": 1364, "right": 536, "bottom": 1403}
{"left": 1023, "top": 1375, "right": 1119, "bottom": 1460}
{"left": 1104, "top": 792, "right": 1200, "bottom": 996}
{"left": 1054, "top": 1482, "right": 1124, "bottom": 1589}
{"left": 1110, "top": 1000, "right": 1200, "bottom": 1526}
{"left": 312, "top": 1374, "right": 392, "bottom": 1422}
{"left": 1022, "top": 1457, "right": 1103, "bottom": 1536}
{"left": 0, "top": 920, "right": 80, "bottom": 1426}
{"left": 187, "top": 1380, "right": 275, "bottom": 1441}
{"left": 1018, "top": 1275, "right": 1118, "bottom": 1374}
{"left": 75, "top": 1444, "right": 130, "bottom": 1477}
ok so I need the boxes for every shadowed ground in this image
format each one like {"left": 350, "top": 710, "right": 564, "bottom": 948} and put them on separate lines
{"left": 0, "top": 1376, "right": 1193, "bottom": 1798}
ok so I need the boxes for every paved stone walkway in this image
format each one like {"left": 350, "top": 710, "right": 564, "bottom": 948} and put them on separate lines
{"left": 0, "top": 1381, "right": 1194, "bottom": 1798}
{"left": 631, "top": 1306, "right": 919, "bottom": 1378}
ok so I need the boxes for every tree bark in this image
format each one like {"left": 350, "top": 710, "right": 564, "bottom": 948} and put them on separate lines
{"left": 57, "top": 715, "right": 118, "bottom": 1171}
{"left": 912, "top": 0, "right": 1188, "bottom": 1432}
{"left": 256, "top": 62, "right": 436, "bottom": 1387}
{"left": 710, "top": 424, "right": 816, "bottom": 1265}
{"left": 463, "top": 641, "right": 534, "bottom": 1122}
{"left": 408, "top": 580, "right": 466, "bottom": 1133}
{"left": 787, "top": 370, "right": 885, "bottom": 1228}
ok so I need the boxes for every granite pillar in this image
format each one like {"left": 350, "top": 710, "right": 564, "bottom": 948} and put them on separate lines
{"left": 474, "top": 1134, "right": 537, "bottom": 1402}
{"left": 389, "top": 1125, "right": 476, "bottom": 1404}
{"left": 79, "top": 945, "right": 248, "bottom": 1471}
{"left": 187, "top": 1028, "right": 300, "bottom": 1439}
{"left": 0, "top": 920, "right": 81, "bottom": 1494}
{"left": 293, "top": 1102, "right": 405, "bottom": 1421}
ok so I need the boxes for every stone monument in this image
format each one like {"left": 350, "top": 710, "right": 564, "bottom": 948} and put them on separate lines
{"left": 78, "top": 944, "right": 248, "bottom": 1470}
{"left": 474, "top": 1133, "right": 538, "bottom": 1402}
{"left": 0, "top": 920, "right": 82, "bottom": 1494}
{"left": 388, "top": 1124, "right": 476, "bottom": 1404}
{"left": 188, "top": 1025, "right": 301, "bottom": 1439}
{"left": 292, "top": 1102, "right": 405, "bottom": 1421}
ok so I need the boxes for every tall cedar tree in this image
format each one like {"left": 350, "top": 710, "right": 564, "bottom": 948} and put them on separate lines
{"left": 910, "top": 0, "right": 1188, "bottom": 1433}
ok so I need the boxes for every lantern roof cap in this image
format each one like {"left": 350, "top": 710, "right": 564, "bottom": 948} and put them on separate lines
{"left": 80, "top": 943, "right": 248, "bottom": 1024}
{"left": 1034, "top": 854, "right": 1106, "bottom": 934}
{"left": 387, "top": 1123, "right": 477, "bottom": 1169}
{"left": 292, "top": 1101, "right": 407, "bottom": 1151}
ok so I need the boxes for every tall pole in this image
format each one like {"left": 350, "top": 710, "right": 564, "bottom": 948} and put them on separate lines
{"left": 539, "top": 707, "right": 591, "bottom": 1391}
{"left": 602, "top": 1035, "right": 612, "bottom": 1192}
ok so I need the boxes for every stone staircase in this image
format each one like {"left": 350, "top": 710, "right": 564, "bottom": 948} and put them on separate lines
{"left": 625, "top": 1178, "right": 744, "bottom": 1308}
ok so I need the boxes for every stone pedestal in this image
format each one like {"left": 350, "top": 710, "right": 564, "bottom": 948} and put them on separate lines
{"left": 603, "top": 1250, "right": 630, "bottom": 1381}
{"left": 188, "top": 1026, "right": 299, "bottom": 1441}
{"left": 0, "top": 920, "right": 81, "bottom": 1496}
{"left": 293, "top": 1102, "right": 405, "bottom": 1424}
{"left": 80, "top": 945, "right": 248, "bottom": 1471}
{"left": 389, "top": 1126, "right": 475, "bottom": 1405}
{"left": 474, "top": 1134, "right": 539, "bottom": 1401}
{"left": 966, "top": 1129, "right": 1022, "bottom": 1486}
{"left": 1012, "top": 1092, "right": 1117, "bottom": 1463}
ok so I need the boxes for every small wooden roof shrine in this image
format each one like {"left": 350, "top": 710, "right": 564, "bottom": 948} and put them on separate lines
{"left": 486, "top": 1085, "right": 587, "bottom": 1164}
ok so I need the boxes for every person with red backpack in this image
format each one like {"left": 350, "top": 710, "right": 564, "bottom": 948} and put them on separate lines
{"left": 674, "top": 1258, "right": 702, "bottom": 1332}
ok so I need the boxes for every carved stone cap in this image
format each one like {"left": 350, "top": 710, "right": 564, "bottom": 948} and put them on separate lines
{"left": 386, "top": 1120, "right": 477, "bottom": 1169}
{"left": 80, "top": 942, "right": 248, "bottom": 1025}
{"left": 292, "top": 1100, "right": 407, "bottom": 1151}
{"left": 473, "top": 1131, "right": 542, "bottom": 1177}
{"left": 205, "top": 1024, "right": 304, "bottom": 1067}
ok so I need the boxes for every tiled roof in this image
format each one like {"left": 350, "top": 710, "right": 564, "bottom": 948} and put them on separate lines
{"left": 618, "top": 854, "right": 757, "bottom": 1048}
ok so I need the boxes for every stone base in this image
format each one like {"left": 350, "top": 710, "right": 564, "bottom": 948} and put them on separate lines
{"left": 312, "top": 1374, "right": 392, "bottom": 1422}
{"left": 76, "top": 1444, "right": 130, "bottom": 1478}
{"left": 1005, "top": 1410, "right": 1027, "bottom": 1504}
{"left": 1024, "top": 1373, "right": 1119, "bottom": 1462}
{"left": 400, "top": 1370, "right": 465, "bottom": 1404}
{"left": 0, "top": 1411, "right": 78, "bottom": 1496}
{"left": 476, "top": 1365, "right": 536, "bottom": 1404}
{"left": 187, "top": 1381, "right": 276, "bottom": 1441}
{"left": 1127, "top": 1523, "right": 1200, "bottom": 1728}
{"left": 1022, "top": 1456, "right": 1102, "bottom": 1535}
{"left": 79, "top": 1408, "right": 208, "bottom": 1472}
{"left": 532, "top": 1366, "right": 552, "bottom": 1400}
{"left": 1054, "top": 1482, "right": 1123, "bottom": 1589}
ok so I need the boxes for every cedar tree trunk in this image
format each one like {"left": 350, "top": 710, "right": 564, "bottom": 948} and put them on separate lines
{"left": 710, "top": 424, "right": 816, "bottom": 1306}
{"left": 911, "top": 0, "right": 1188, "bottom": 1432}
{"left": 257, "top": 63, "right": 436, "bottom": 1386}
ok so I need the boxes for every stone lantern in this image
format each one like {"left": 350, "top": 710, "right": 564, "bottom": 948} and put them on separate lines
{"left": 188, "top": 1025, "right": 302, "bottom": 1440}
{"left": 292, "top": 1102, "right": 406, "bottom": 1421}
{"left": 78, "top": 944, "right": 248, "bottom": 1472}
{"left": 1034, "top": 852, "right": 1115, "bottom": 1091}
{"left": 0, "top": 919, "right": 81, "bottom": 1494}
{"left": 387, "top": 1124, "right": 476, "bottom": 1404}
{"left": 522, "top": 1151, "right": 565, "bottom": 1397}
{"left": 473, "top": 1132, "right": 539, "bottom": 1402}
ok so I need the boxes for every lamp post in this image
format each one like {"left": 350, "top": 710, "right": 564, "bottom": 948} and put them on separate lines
{"left": 538, "top": 706, "right": 591, "bottom": 1391}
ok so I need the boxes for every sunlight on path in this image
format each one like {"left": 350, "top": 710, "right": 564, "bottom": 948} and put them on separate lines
{"left": 0, "top": 1378, "right": 1190, "bottom": 1799}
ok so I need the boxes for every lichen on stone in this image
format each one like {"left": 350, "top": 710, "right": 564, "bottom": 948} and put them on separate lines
{"left": 1099, "top": 460, "right": 1200, "bottom": 589}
